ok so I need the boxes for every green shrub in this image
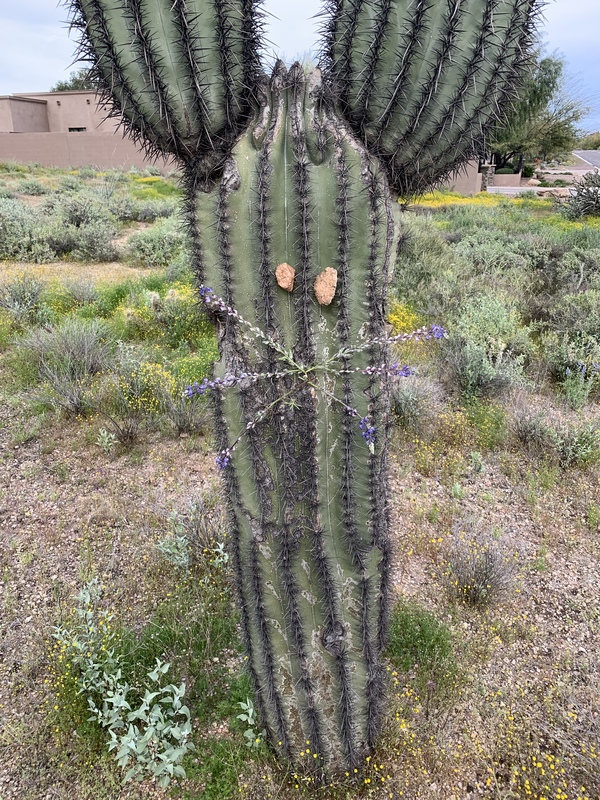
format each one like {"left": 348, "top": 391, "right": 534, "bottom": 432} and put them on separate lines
{"left": 443, "top": 295, "right": 531, "bottom": 397}
{"left": 386, "top": 600, "right": 458, "bottom": 704}
{"left": 56, "top": 175, "right": 83, "bottom": 192}
{"left": 522, "top": 164, "right": 535, "bottom": 178}
{"left": 446, "top": 524, "right": 516, "bottom": 608}
{"left": 558, "top": 423, "right": 600, "bottom": 469}
{"left": 125, "top": 217, "right": 186, "bottom": 267}
{"left": 541, "top": 331, "right": 600, "bottom": 385}
{"left": 0, "top": 273, "right": 51, "bottom": 325}
{"left": 560, "top": 362, "right": 599, "bottom": 409}
{"left": 0, "top": 198, "right": 40, "bottom": 260}
{"left": 391, "top": 375, "right": 438, "bottom": 432}
{"left": 18, "top": 317, "right": 114, "bottom": 414}
{"left": 548, "top": 290, "right": 600, "bottom": 338}
{"left": 17, "top": 178, "right": 48, "bottom": 195}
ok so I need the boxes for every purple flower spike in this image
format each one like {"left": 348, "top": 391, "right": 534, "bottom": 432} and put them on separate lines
{"left": 390, "top": 363, "right": 415, "bottom": 378}
{"left": 359, "top": 417, "right": 376, "bottom": 446}
{"left": 216, "top": 451, "right": 231, "bottom": 470}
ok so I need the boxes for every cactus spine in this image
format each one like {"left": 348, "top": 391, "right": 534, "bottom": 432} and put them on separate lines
{"left": 69, "top": 0, "right": 542, "bottom": 773}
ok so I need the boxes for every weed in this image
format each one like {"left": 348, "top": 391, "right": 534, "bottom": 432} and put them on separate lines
{"left": 587, "top": 503, "right": 600, "bottom": 531}
{"left": 465, "top": 400, "right": 508, "bottom": 450}
{"left": 446, "top": 522, "right": 517, "bottom": 608}
{"left": 386, "top": 599, "right": 458, "bottom": 710}
{"left": 52, "top": 580, "right": 194, "bottom": 788}
{"left": 96, "top": 427, "right": 117, "bottom": 455}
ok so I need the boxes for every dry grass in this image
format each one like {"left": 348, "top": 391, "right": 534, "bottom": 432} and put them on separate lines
{"left": 0, "top": 260, "right": 161, "bottom": 284}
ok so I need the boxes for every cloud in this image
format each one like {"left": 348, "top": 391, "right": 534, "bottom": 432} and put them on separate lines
{"left": 0, "top": 16, "right": 80, "bottom": 95}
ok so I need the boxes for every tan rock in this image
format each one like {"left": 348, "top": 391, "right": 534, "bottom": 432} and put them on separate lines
{"left": 527, "top": 178, "right": 541, "bottom": 186}
{"left": 314, "top": 267, "right": 338, "bottom": 306}
{"left": 275, "top": 262, "right": 295, "bottom": 292}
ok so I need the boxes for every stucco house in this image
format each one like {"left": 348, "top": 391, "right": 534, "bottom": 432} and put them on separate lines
{"left": 0, "top": 90, "right": 169, "bottom": 170}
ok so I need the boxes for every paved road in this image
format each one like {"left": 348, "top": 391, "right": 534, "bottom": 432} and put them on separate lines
{"left": 573, "top": 150, "right": 600, "bottom": 168}
{"left": 487, "top": 186, "right": 541, "bottom": 195}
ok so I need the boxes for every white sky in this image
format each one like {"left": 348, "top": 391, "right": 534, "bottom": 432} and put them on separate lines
{"left": 0, "top": 1, "right": 598, "bottom": 130}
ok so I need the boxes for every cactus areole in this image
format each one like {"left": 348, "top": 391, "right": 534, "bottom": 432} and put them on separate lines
{"left": 70, "top": 0, "right": 541, "bottom": 773}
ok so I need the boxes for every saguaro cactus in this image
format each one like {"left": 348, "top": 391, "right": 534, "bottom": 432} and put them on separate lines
{"left": 69, "top": 0, "right": 541, "bottom": 773}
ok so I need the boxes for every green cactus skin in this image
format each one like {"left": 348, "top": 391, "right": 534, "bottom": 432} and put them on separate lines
{"left": 322, "top": 0, "right": 543, "bottom": 196}
{"left": 187, "top": 63, "right": 398, "bottom": 769}
{"left": 68, "top": 0, "right": 542, "bottom": 774}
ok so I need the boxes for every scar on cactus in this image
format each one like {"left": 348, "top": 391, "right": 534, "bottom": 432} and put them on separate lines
{"left": 69, "top": 0, "right": 543, "bottom": 776}
{"left": 275, "top": 262, "right": 295, "bottom": 293}
{"left": 314, "top": 267, "right": 338, "bottom": 306}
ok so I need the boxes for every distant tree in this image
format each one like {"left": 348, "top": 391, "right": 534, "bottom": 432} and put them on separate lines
{"left": 578, "top": 132, "right": 600, "bottom": 150}
{"left": 490, "top": 55, "right": 587, "bottom": 169}
{"left": 50, "top": 68, "right": 96, "bottom": 92}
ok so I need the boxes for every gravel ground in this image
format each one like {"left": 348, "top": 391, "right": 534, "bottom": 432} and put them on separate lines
{"left": 0, "top": 377, "right": 599, "bottom": 799}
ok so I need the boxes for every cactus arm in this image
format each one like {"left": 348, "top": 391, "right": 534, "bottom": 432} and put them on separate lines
{"left": 321, "top": 0, "right": 544, "bottom": 194}
{"left": 69, "top": 0, "right": 265, "bottom": 164}
{"left": 384, "top": 0, "right": 540, "bottom": 194}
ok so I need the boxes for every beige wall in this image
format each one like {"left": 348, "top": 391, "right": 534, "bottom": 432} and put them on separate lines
{"left": 9, "top": 98, "right": 49, "bottom": 132}
{"left": 0, "top": 131, "right": 171, "bottom": 171}
{"left": 14, "top": 91, "right": 117, "bottom": 133}
{"left": 492, "top": 172, "right": 522, "bottom": 187}
{"left": 0, "top": 98, "right": 13, "bottom": 132}
{"left": 441, "top": 160, "right": 482, "bottom": 195}
{"left": 0, "top": 96, "right": 49, "bottom": 133}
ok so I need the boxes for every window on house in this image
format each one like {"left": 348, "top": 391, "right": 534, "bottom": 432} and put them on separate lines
{"left": 68, "top": 127, "right": 87, "bottom": 132}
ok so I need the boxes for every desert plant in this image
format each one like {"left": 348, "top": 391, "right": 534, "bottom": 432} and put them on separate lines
{"left": 447, "top": 523, "right": 516, "bottom": 608}
{"left": 443, "top": 295, "right": 531, "bottom": 396}
{"left": 52, "top": 580, "right": 194, "bottom": 788}
{"left": 70, "top": 0, "right": 542, "bottom": 773}
{"left": 18, "top": 317, "right": 114, "bottom": 414}
{"left": 560, "top": 170, "right": 600, "bottom": 219}
{"left": 125, "top": 217, "right": 186, "bottom": 267}
{"left": 17, "top": 178, "right": 48, "bottom": 195}
{"left": 557, "top": 423, "right": 600, "bottom": 469}
{"left": 0, "top": 273, "right": 48, "bottom": 325}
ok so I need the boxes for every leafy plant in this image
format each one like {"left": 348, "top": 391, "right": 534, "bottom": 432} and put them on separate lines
{"left": 237, "top": 698, "right": 266, "bottom": 749}
{"left": 52, "top": 580, "right": 194, "bottom": 788}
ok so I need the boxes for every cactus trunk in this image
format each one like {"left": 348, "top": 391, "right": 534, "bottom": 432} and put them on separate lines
{"left": 186, "top": 64, "right": 398, "bottom": 770}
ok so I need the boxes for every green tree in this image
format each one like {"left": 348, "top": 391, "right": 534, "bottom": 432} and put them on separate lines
{"left": 50, "top": 68, "right": 95, "bottom": 92}
{"left": 491, "top": 55, "right": 587, "bottom": 169}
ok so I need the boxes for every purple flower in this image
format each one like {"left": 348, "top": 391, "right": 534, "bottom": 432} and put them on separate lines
{"left": 216, "top": 451, "right": 231, "bottom": 470}
{"left": 390, "top": 363, "right": 415, "bottom": 378}
{"left": 359, "top": 417, "right": 376, "bottom": 446}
